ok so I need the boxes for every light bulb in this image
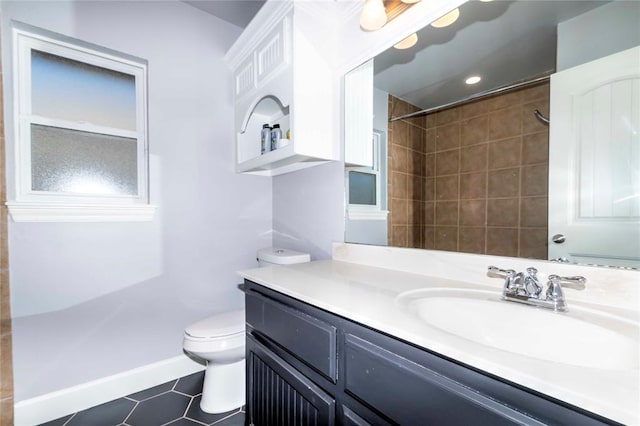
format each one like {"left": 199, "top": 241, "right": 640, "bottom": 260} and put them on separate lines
{"left": 430, "top": 8, "right": 460, "bottom": 28}
{"left": 394, "top": 33, "right": 418, "bottom": 50}
{"left": 360, "top": 0, "right": 387, "bottom": 32}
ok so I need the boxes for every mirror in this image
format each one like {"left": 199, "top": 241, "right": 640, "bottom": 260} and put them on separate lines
{"left": 344, "top": 0, "right": 640, "bottom": 268}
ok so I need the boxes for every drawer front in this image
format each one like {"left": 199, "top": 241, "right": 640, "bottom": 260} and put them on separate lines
{"left": 246, "top": 291, "right": 337, "bottom": 381}
{"left": 344, "top": 333, "right": 540, "bottom": 426}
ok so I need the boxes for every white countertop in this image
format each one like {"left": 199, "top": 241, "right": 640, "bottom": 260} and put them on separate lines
{"left": 239, "top": 245, "right": 639, "bottom": 425}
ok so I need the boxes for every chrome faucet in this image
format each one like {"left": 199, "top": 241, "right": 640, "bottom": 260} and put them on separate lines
{"left": 488, "top": 266, "right": 586, "bottom": 312}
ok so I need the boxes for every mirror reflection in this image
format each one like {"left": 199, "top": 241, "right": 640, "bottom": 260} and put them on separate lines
{"left": 344, "top": 0, "right": 640, "bottom": 268}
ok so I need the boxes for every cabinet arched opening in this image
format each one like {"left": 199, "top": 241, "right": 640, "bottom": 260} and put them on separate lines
{"left": 240, "top": 95, "right": 290, "bottom": 135}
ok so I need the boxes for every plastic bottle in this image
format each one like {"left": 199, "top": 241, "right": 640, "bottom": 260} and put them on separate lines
{"left": 271, "top": 124, "right": 282, "bottom": 151}
{"left": 261, "top": 124, "right": 271, "bottom": 155}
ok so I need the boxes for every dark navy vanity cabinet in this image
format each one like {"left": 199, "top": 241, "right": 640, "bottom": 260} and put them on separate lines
{"left": 245, "top": 280, "right": 616, "bottom": 426}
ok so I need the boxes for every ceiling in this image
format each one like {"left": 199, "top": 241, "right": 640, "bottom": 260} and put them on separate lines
{"left": 374, "top": 0, "right": 609, "bottom": 112}
{"left": 183, "top": 0, "right": 265, "bottom": 28}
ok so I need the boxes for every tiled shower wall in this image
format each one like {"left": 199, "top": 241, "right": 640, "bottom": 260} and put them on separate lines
{"left": 388, "top": 82, "right": 549, "bottom": 259}
{"left": 0, "top": 47, "right": 13, "bottom": 425}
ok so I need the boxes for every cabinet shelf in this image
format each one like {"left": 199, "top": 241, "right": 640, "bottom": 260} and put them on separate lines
{"left": 237, "top": 144, "right": 330, "bottom": 176}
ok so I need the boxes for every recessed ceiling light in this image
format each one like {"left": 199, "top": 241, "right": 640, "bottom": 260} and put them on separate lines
{"left": 430, "top": 8, "right": 460, "bottom": 28}
{"left": 394, "top": 33, "right": 418, "bottom": 50}
{"left": 465, "top": 75, "right": 482, "bottom": 85}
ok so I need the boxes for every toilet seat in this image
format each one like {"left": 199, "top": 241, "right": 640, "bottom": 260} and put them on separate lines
{"left": 185, "top": 309, "right": 244, "bottom": 339}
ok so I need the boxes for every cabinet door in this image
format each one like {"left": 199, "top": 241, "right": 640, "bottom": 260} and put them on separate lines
{"left": 247, "top": 335, "right": 335, "bottom": 426}
{"left": 234, "top": 54, "right": 256, "bottom": 101}
{"left": 255, "top": 17, "right": 290, "bottom": 88}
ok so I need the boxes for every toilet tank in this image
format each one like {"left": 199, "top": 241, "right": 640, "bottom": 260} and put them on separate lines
{"left": 257, "top": 248, "right": 310, "bottom": 267}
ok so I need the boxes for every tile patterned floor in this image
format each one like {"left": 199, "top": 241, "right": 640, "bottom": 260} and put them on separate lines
{"left": 39, "top": 371, "right": 245, "bottom": 426}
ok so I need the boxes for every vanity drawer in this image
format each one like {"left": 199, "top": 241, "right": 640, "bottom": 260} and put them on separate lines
{"left": 246, "top": 290, "right": 338, "bottom": 381}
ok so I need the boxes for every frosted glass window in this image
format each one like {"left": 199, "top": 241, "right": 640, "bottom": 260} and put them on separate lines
{"left": 31, "top": 50, "right": 136, "bottom": 131}
{"left": 31, "top": 124, "right": 138, "bottom": 195}
{"left": 349, "top": 171, "right": 376, "bottom": 205}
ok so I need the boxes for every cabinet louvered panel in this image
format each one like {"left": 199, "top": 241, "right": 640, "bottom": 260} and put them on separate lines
{"left": 256, "top": 18, "right": 289, "bottom": 86}
{"left": 247, "top": 335, "right": 335, "bottom": 426}
{"left": 235, "top": 56, "right": 256, "bottom": 99}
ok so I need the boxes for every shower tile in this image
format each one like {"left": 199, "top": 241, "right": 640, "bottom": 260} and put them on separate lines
{"left": 408, "top": 226, "right": 422, "bottom": 248}
{"left": 0, "top": 397, "right": 13, "bottom": 426}
{"left": 435, "top": 149, "right": 460, "bottom": 176}
{"left": 522, "top": 132, "right": 549, "bottom": 165}
{"left": 435, "top": 107, "right": 460, "bottom": 126}
{"left": 521, "top": 164, "right": 548, "bottom": 196}
{"left": 394, "top": 121, "right": 410, "bottom": 147}
{"left": 435, "top": 227, "right": 458, "bottom": 251}
{"left": 488, "top": 168, "right": 520, "bottom": 198}
{"left": 435, "top": 175, "right": 459, "bottom": 201}
{"left": 409, "top": 150, "right": 425, "bottom": 177}
{"left": 435, "top": 201, "right": 459, "bottom": 226}
{"left": 435, "top": 123, "right": 460, "bottom": 151}
{"left": 409, "top": 125, "right": 425, "bottom": 152}
{"left": 486, "top": 90, "right": 522, "bottom": 112}
{"left": 392, "top": 225, "right": 408, "bottom": 247}
{"left": 423, "top": 201, "right": 435, "bottom": 225}
{"left": 391, "top": 198, "right": 409, "bottom": 225}
{"left": 488, "top": 137, "right": 521, "bottom": 170}
{"left": 389, "top": 144, "right": 408, "bottom": 172}
{"left": 487, "top": 198, "right": 519, "bottom": 227}
{"left": 425, "top": 153, "right": 435, "bottom": 177}
{"left": 422, "top": 226, "right": 436, "bottom": 249}
{"left": 407, "top": 176, "right": 423, "bottom": 202}
{"left": 425, "top": 129, "right": 436, "bottom": 152}
{"left": 461, "top": 98, "right": 489, "bottom": 119}
{"left": 424, "top": 178, "right": 436, "bottom": 201}
{"left": 389, "top": 172, "right": 408, "bottom": 199}
{"left": 459, "top": 172, "right": 486, "bottom": 200}
{"left": 486, "top": 227, "right": 518, "bottom": 257}
{"left": 461, "top": 116, "right": 488, "bottom": 146}
{"left": 520, "top": 197, "right": 548, "bottom": 227}
{"left": 0, "top": 334, "right": 12, "bottom": 400}
{"left": 426, "top": 114, "right": 437, "bottom": 129}
{"left": 460, "top": 200, "right": 486, "bottom": 226}
{"left": 459, "top": 227, "right": 486, "bottom": 254}
{"left": 488, "top": 107, "right": 522, "bottom": 141}
{"left": 460, "top": 144, "right": 487, "bottom": 173}
{"left": 407, "top": 199, "right": 422, "bottom": 226}
{"left": 521, "top": 83, "right": 549, "bottom": 102}
{"left": 519, "top": 228, "right": 548, "bottom": 260}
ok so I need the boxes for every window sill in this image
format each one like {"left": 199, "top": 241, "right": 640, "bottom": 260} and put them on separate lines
{"left": 347, "top": 209, "right": 388, "bottom": 221}
{"left": 7, "top": 202, "right": 157, "bottom": 222}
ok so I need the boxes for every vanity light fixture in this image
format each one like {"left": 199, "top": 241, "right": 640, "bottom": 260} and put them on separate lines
{"left": 401, "top": 0, "right": 422, "bottom": 3}
{"left": 465, "top": 75, "right": 482, "bottom": 85}
{"left": 430, "top": 7, "right": 460, "bottom": 28}
{"left": 360, "top": 0, "right": 387, "bottom": 31}
{"left": 394, "top": 33, "right": 418, "bottom": 49}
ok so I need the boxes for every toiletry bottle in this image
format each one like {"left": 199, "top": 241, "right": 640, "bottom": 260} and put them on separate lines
{"left": 261, "top": 124, "right": 271, "bottom": 155}
{"left": 271, "top": 124, "right": 282, "bottom": 151}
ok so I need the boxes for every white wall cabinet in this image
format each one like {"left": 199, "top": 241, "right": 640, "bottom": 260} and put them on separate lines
{"left": 225, "top": 0, "right": 338, "bottom": 176}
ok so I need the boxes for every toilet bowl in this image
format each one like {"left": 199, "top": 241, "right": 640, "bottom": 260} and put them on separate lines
{"left": 183, "top": 247, "right": 310, "bottom": 414}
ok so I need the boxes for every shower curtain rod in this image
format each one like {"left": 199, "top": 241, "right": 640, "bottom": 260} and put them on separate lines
{"left": 389, "top": 73, "right": 551, "bottom": 122}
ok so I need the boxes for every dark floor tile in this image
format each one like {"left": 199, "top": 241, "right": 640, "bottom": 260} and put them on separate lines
{"left": 214, "top": 411, "right": 245, "bottom": 426}
{"left": 165, "top": 418, "right": 207, "bottom": 425}
{"left": 126, "top": 391, "right": 191, "bottom": 426}
{"left": 39, "top": 413, "right": 75, "bottom": 426}
{"left": 126, "top": 379, "right": 177, "bottom": 401}
{"left": 66, "top": 398, "right": 136, "bottom": 426}
{"left": 174, "top": 371, "right": 205, "bottom": 396}
{"left": 186, "top": 395, "right": 239, "bottom": 425}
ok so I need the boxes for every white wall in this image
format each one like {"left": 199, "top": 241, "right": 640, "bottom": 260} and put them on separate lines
{"left": 557, "top": 1, "right": 640, "bottom": 71}
{"left": 2, "top": 0, "right": 273, "bottom": 401}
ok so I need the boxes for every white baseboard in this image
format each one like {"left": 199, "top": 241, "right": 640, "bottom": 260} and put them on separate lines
{"left": 14, "top": 355, "right": 205, "bottom": 426}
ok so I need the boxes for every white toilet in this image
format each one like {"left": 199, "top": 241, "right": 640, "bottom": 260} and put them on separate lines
{"left": 183, "top": 247, "right": 310, "bottom": 414}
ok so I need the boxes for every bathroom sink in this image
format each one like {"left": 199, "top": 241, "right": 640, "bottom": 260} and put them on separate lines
{"left": 396, "top": 288, "right": 639, "bottom": 371}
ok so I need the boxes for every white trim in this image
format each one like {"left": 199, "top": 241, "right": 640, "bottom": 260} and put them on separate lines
{"left": 347, "top": 208, "right": 389, "bottom": 221}
{"left": 14, "top": 355, "right": 205, "bottom": 426}
{"left": 7, "top": 202, "right": 157, "bottom": 222}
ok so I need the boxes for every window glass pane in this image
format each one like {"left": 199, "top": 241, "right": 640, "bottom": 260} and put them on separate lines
{"left": 31, "top": 124, "right": 138, "bottom": 195}
{"left": 31, "top": 50, "right": 136, "bottom": 130}
{"left": 349, "top": 171, "right": 376, "bottom": 205}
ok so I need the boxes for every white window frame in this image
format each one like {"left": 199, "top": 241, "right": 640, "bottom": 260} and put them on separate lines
{"left": 7, "top": 25, "right": 155, "bottom": 222}
{"left": 346, "top": 131, "right": 388, "bottom": 221}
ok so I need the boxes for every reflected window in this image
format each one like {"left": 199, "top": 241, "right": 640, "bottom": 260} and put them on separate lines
{"left": 13, "top": 26, "right": 149, "bottom": 211}
{"left": 346, "top": 132, "right": 386, "bottom": 219}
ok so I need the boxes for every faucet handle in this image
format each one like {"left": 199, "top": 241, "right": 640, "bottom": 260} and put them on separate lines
{"left": 546, "top": 275, "right": 586, "bottom": 306}
{"left": 488, "top": 266, "right": 516, "bottom": 277}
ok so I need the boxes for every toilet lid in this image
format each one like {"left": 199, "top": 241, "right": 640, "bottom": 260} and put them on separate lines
{"left": 185, "top": 309, "right": 245, "bottom": 338}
